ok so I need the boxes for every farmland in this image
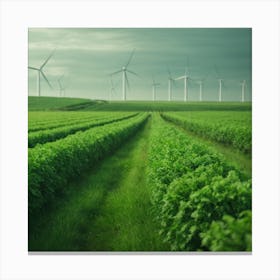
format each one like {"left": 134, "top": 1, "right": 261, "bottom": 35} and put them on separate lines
{"left": 28, "top": 96, "right": 94, "bottom": 111}
{"left": 28, "top": 97, "right": 252, "bottom": 252}
{"left": 29, "top": 96, "right": 252, "bottom": 112}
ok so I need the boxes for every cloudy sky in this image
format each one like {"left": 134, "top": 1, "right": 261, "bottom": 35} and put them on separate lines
{"left": 28, "top": 28, "right": 252, "bottom": 101}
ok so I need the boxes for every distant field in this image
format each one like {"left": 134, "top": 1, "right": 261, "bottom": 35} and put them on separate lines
{"left": 28, "top": 96, "right": 94, "bottom": 111}
{"left": 81, "top": 101, "right": 252, "bottom": 112}
{"left": 29, "top": 96, "right": 252, "bottom": 112}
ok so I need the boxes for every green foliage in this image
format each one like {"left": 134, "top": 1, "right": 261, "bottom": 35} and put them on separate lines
{"left": 162, "top": 111, "right": 252, "bottom": 153}
{"left": 28, "top": 113, "right": 149, "bottom": 215}
{"left": 201, "top": 211, "right": 252, "bottom": 251}
{"left": 27, "top": 100, "right": 252, "bottom": 252}
{"left": 29, "top": 119, "right": 167, "bottom": 251}
{"left": 28, "top": 112, "right": 138, "bottom": 147}
{"left": 147, "top": 114, "right": 251, "bottom": 251}
{"left": 28, "top": 111, "right": 112, "bottom": 132}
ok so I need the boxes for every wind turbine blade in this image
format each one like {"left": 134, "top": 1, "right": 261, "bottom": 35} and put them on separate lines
{"left": 175, "top": 76, "right": 184, "bottom": 80}
{"left": 110, "top": 77, "right": 117, "bottom": 92}
{"left": 58, "top": 74, "right": 64, "bottom": 81}
{"left": 28, "top": 66, "right": 39, "bottom": 71}
{"left": 41, "top": 71, "right": 53, "bottom": 89}
{"left": 125, "top": 72, "right": 130, "bottom": 90}
{"left": 125, "top": 49, "right": 135, "bottom": 68}
{"left": 167, "top": 66, "right": 172, "bottom": 78}
{"left": 58, "top": 80, "right": 62, "bottom": 89}
{"left": 110, "top": 69, "right": 122, "bottom": 75}
{"left": 126, "top": 69, "right": 138, "bottom": 77}
{"left": 214, "top": 64, "right": 220, "bottom": 78}
{"left": 202, "top": 71, "right": 210, "bottom": 81}
{"left": 185, "top": 56, "right": 190, "bottom": 75}
{"left": 40, "top": 49, "right": 56, "bottom": 70}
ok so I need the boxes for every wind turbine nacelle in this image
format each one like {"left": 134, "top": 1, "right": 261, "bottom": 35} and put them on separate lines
{"left": 122, "top": 66, "right": 126, "bottom": 71}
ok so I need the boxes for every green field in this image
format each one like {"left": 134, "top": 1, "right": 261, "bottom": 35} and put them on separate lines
{"left": 29, "top": 96, "right": 252, "bottom": 112}
{"left": 28, "top": 96, "right": 94, "bottom": 111}
{"left": 28, "top": 97, "right": 252, "bottom": 252}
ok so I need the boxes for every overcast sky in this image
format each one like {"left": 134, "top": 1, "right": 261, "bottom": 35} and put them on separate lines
{"left": 28, "top": 28, "right": 252, "bottom": 101}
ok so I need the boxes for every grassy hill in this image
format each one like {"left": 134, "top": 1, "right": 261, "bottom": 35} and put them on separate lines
{"left": 28, "top": 96, "right": 94, "bottom": 111}
{"left": 28, "top": 97, "right": 252, "bottom": 112}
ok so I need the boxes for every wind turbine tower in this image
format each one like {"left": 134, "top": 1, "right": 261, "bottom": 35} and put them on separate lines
{"left": 58, "top": 75, "right": 66, "bottom": 97}
{"left": 167, "top": 68, "right": 175, "bottom": 101}
{"left": 152, "top": 78, "right": 160, "bottom": 101}
{"left": 215, "top": 65, "right": 224, "bottom": 102}
{"left": 175, "top": 67, "right": 189, "bottom": 102}
{"left": 218, "top": 79, "right": 223, "bottom": 102}
{"left": 196, "top": 72, "right": 209, "bottom": 102}
{"left": 240, "top": 80, "right": 246, "bottom": 102}
{"left": 111, "top": 49, "right": 137, "bottom": 101}
{"left": 109, "top": 76, "right": 116, "bottom": 101}
{"left": 28, "top": 50, "right": 55, "bottom": 96}
{"left": 198, "top": 80, "right": 203, "bottom": 102}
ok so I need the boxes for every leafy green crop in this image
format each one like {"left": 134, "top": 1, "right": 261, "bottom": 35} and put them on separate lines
{"left": 28, "top": 112, "right": 138, "bottom": 147}
{"left": 28, "top": 113, "right": 149, "bottom": 214}
{"left": 147, "top": 114, "right": 251, "bottom": 251}
{"left": 161, "top": 111, "right": 251, "bottom": 154}
{"left": 29, "top": 112, "right": 109, "bottom": 133}
{"left": 201, "top": 210, "right": 252, "bottom": 251}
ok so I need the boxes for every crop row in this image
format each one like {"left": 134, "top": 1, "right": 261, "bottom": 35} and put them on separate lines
{"left": 148, "top": 114, "right": 252, "bottom": 251}
{"left": 28, "top": 111, "right": 126, "bottom": 132}
{"left": 29, "top": 115, "right": 101, "bottom": 133}
{"left": 161, "top": 111, "right": 251, "bottom": 153}
{"left": 29, "top": 111, "right": 93, "bottom": 125}
{"left": 29, "top": 113, "right": 149, "bottom": 214}
{"left": 28, "top": 113, "right": 138, "bottom": 148}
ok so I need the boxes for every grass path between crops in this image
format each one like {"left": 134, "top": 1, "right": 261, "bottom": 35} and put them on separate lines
{"left": 86, "top": 118, "right": 168, "bottom": 251}
{"left": 29, "top": 117, "right": 168, "bottom": 251}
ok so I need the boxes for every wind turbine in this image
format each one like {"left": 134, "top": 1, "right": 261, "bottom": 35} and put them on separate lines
{"left": 167, "top": 67, "right": 175, "bottom": 101}
{"left": 240, "top": 80, "right": 246, "bottom": 102}
{"left": 152, "top": 78, "right": 160, "bottom": 101}
{"left": 175, "top": 66, "right": 190, "bottom": 102}
{"left": 109, "top": 76, "right": 117, "bottom": 101}
{"left": 28, "top": 50, "right": 55, "bottom": 96}
{"left": 196, "top": 74, "right": 208, "bottom": 102}
{"left": 111, "top": 49, "right": 137, "bottom": 101}
{"left": 197, "top": 80, "right": 204, "bottom": 102}
{"left": 215, "top": 65, "right": 225, "bottom": 102}
{"left": 57, "top": 75, "right": 66, "bottom": 97}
